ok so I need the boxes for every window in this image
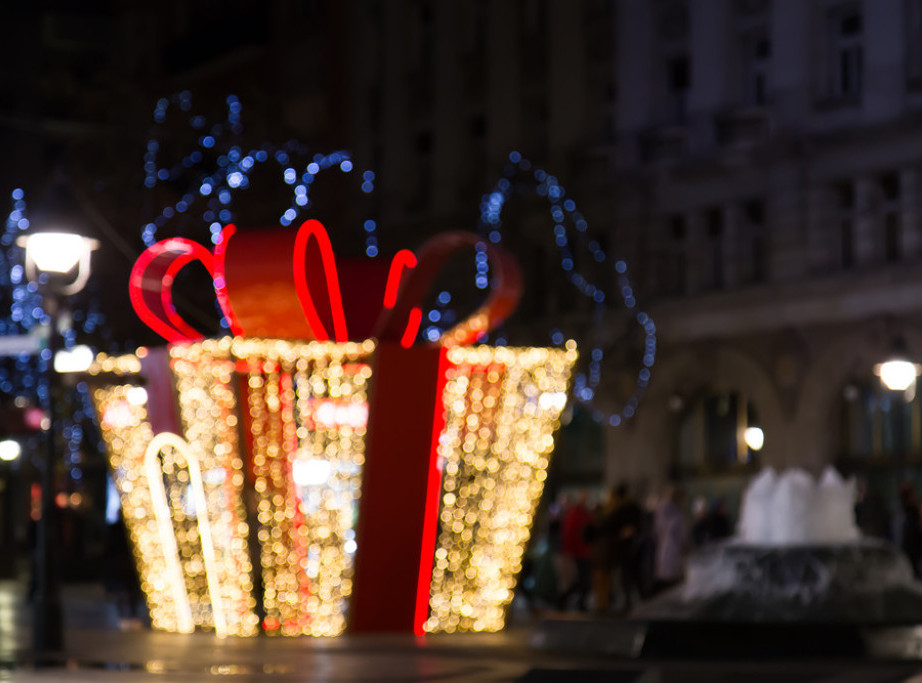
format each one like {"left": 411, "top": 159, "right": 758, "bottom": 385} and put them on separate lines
{"left": 411, "top": 1, "right": 433, "bottom": 78}
{"left": 415, "top": 131, "right": 432, "bottom": 154}
{"left": 460, "top": 0, "right": 487, "bottom": 97}
{"left": 470, "top": 115, "right": 486, "bottom": 139}
{"left": 656, "top": 0, "right": 690, "bottom": 125}
{"left": 704, "top": 208, "right": 725, "bottom": 290}
{"left": 841, "top": 378, "right": 920, "bottom": 459}
{"left": 666, "top": 53, "right": 690, "bottom": 124}
{"left": 907, "top": 0, "right": 922, "bottom": 88}
{"left": 739, "top": 200, "right": 766, "bottom": 284}
{"left": 662, "top": 214, "right": 688, "bottom": 295}
{"left": 677, "top": 392, "right": 761, "bottom": 474}
{"left": 411, "top": 130, "right": 432, "bottom": 210}
{"left": 740, "top": 29, "right": 770, "bottom": 106}
{"left": 836, "top": 181, "right": 856, "bottom": 268}
{"left": 519, "top": 0, "right": 548, "bottom": 81}
{"left": 879, "top": 172, "right": 902, "bottom": 263}
{"left": 825, "top": 4, "right": 863, "bottom": 101}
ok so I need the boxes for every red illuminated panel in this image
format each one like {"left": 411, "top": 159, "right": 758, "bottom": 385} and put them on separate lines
{"left": 349, "top": 344, "right": 447, "bottom": 634}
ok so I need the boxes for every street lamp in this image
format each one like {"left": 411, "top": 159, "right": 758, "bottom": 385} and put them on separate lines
{"left": 874, "top": 337, "right": 921, "bottom": 393}
{"left": 744, "top": 426, "right": 765, "bottom": 451}
{"left": 17, "top": 230, "right": 98, "bottom": 653}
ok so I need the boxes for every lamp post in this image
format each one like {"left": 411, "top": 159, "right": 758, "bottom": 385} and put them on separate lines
{"left": 17, "top": 231, "right": 98, "bottom": 653}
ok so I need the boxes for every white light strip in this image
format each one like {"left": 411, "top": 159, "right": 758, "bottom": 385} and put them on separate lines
{"left": 143, "top": 433, "right": 196, "bottom": 634}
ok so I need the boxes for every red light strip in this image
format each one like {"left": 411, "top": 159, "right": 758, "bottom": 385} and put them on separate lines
{"left": 374, "top": 232, "right": 523, "bottom": 348}
{"left": 129, "top": 238, "right": 216, "bottom": 343}
{"left": 129, "top": 243, "right": 181, "bottom": 342}
{"left": 213, "top": 225, "right": 244, "bottom": 336}
{"left": 413, "top": 347, "right": 451, "bottom": 635}
{"left": 400, "top": 308, "right": 422, "bottom": 348}
{"left": 162, "top": 255, "right": 204, "bottom": 340}
{"left": 293, "top": 220, "right": 349, "bottom": 343}
{"left": 383, "top": 250, "right": 417, "bottom": 309}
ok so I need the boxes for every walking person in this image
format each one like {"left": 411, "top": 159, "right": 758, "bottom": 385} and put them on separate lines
{"left": 557, "top": 491, "right": 592, "bottom": 611}
{"left": 653, "top": 484, "right": 688, "bottom": 595}
{"left": 609, "top": 483, "right": 644, "bottom": 613}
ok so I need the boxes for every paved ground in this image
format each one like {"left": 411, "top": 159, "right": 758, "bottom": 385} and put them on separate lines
{"left": 3, "top": 582, "right": 922, "bottom": 681}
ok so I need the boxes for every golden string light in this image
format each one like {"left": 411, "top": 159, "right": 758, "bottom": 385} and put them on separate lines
{"left": 91, "top": 338, "right": 374, "bottom": 637}
{"left": 91, "top": 338, "right": 574, "bottom": 637}
{"left": 425, "top": 342, "right": 577, "bottom": 633}
{"left": 93, "top": 381, "right": 189, "bottom": 632}
{"left": 169, "top": 338, "right": 257, "bottom": 636}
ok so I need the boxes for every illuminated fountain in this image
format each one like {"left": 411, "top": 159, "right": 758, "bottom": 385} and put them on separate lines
{"left": 90, "top": 221, "right": 577, "bottom": 637}
{"left": 637, "top": 467, "right": 922, "bottom": 658}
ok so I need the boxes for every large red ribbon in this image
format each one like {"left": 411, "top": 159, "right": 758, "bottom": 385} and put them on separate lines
{"left": 129, "top": 220, "right": 522, "bottom": 346}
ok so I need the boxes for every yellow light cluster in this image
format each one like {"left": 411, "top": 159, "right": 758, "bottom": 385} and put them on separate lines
{"left": 167, "top": 338, "right": 259, "bottom": 636}
{"left": 91, "top": 337, "right": 374, "bottom": 638}
{"left": 88, "top": 351, "right": 144, "bottom": 375}
{"left": 424, "top": 342, "right": 577, "bottom": 633}
{"left": 93, "top": 382, "right": 193, "bottom": 633}
{"left": 224, "top": 337, "right": 373, "bottom": 636}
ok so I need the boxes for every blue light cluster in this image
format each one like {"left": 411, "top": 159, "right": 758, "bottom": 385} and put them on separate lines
{"left": 422, "top": 290, "right": 460, "bottom": 343}
{"left": 476, "top": 152, "right": 656, "bottom": 427}
{"left": 143, "top": 93, "right": 378, "bottom": 257}
{"left": 2, "top": 191, "right": 107, "bottom": 477}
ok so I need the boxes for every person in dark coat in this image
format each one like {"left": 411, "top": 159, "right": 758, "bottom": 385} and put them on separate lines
{"left": 608, "top": 483, "right": 643, "bottom": 613}
{"left": 103, "top": 517, "right": 143, "bottom": 627}
{"left": 899, "top": 483, "right": 922, "bottom": 579}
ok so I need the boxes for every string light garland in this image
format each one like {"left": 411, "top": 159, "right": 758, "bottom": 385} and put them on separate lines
{"left": 91, "top": 337, "right": 575, "bottom": 636}
{"left": 90, "top": 339, "right": 374, "bottom": 637}
{"left": 1, "top": 190, "right": 106, "bottom": 482}
{"left": 139, "top": 95, "right": 652, "bottom": 418}
{"left": 425, "top": 342, "right": 577, "bottom": 633}
{"left": 472, "top": 152, "right": 656, "bottom": 427}
{"left": 142, "top": 92, "right": 380, "bottom": 286}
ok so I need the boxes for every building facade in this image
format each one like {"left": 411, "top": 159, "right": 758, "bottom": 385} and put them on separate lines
{"left": 348, "top": 0, "right": 922, "bottom": 511}
{"left": 610, "top": 0, "right": 922, "bottom": 511}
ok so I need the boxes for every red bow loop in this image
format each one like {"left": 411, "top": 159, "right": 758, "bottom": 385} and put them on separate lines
{"left": 129, "top": 222, "right": 521, "bottom": 346}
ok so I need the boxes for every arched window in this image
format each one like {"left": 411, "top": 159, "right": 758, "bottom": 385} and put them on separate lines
{"left": 841, "top": 378, "right": 920, "bottom": 458}
{"left": 676, "top": 392, "right": 761, "bottom": 475}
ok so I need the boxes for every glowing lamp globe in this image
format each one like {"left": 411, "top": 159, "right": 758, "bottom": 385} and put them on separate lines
{"left": 876, "top": 359, "right": 920, "bottom": 392}
{"left": 0, "top": 440, "right": 21, "bottom": 462}
{"left": 25, "top": 233, "right": 87, "bottom": 272}
{"left": 17, "top": 232, "right": 100, "bottom": 295}
{"left": 744, "top": 426, "right": 765, "bottom": 451}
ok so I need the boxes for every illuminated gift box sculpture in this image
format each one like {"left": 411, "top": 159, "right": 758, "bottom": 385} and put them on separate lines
{"left": 90, "top": 220, "right": 576, "bottom": 637}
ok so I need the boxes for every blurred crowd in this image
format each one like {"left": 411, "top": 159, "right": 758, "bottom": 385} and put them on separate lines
{"left": 519, "top": 483, "right": 733, "bottom": 615}
{"left": 519, "top": 477, "right": 922, "bottom": 615}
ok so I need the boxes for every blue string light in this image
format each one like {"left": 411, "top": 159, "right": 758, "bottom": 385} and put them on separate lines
{"left": 474, "top": 153, "right": 656, "bottom": 427}
{"left": 141, "top": 95, "right": 653, "bottom": 424}
{"left": 142, "top": 93, "right": 379, "bottom": 258}
{"left": 3, "top": 191, "right": 107, "bottom": 476}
